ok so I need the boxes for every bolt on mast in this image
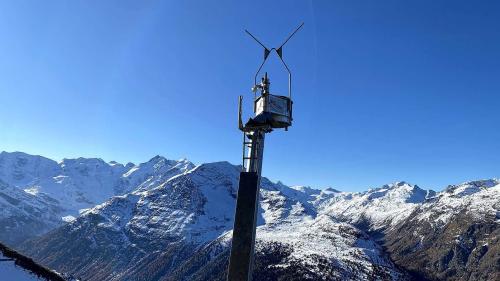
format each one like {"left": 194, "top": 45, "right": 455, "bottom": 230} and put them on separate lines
{"left": 227, "top": 23, "right": 303, "bottom": 281}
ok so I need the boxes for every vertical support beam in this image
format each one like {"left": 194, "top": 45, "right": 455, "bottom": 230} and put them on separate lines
{"left": 227, "top": 172, "right": 258, "bottom": 281}
{"left": 227, "top": 130, "right": 265, "bottom": 281}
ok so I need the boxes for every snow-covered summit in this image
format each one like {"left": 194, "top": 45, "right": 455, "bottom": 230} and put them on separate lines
{"left": 0, "top": 151, "right": 194, "bottom": 211}
{"left": 321, "top": 181, "right": 432, "bottom": 231}
{"left": 417, "top": 179, "right": 500, "bottom": 225}
{"left": 0, "top": 151, "right": 61, "bottom": 187}
{"left": 0, "top": 151, "right": 195, "bottom": 244}
{"left": 118, "top": 155, "right": 195, "bottom": 194}
{"left": 442, "top": 179, "right": 500, "bottom": 197}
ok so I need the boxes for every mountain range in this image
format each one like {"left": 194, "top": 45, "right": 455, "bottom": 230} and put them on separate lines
{"left": 0, "top": 151, "right": 498, "bottom": 280}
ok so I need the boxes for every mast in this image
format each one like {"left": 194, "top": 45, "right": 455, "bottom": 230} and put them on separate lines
{"left": 227, "top": 23, "right": 303, "bottom": 281}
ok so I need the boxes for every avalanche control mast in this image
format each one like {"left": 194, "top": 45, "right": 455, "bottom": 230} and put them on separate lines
{"left": 227, "top": 23, "right": 304, "bottom": 281}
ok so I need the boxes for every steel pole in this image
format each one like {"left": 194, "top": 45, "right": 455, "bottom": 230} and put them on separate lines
{"left": 227, "top": 130, "right": 265, "bottom": 281}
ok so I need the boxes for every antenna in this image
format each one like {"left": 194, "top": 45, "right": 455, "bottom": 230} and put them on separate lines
{"left": 228, "top": 23, "right": 303, "bottom": 281}
{"left": 245, "top": 22, "right": 304, "bottom": 98}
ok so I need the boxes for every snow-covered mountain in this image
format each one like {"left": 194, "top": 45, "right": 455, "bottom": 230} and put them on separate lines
{"left": 318, "top": 181, "right": 435, "bottom": 233}
{"left": 1, "top": 151, "right": 498, "bottom": 280}
{"left": 0, "top": 180, "right": 63, "bottom": 246}
{"left": 20, "top": 161, "right": 406, "bottom": 281}
{"left": 0, "top": 151, "right": 193, "bottom": 245}
{"left": 385, "top": 180, "right": 500, "bottom": 281}
{"left": 417, "top": 179, "right": 500, "bottom": 226}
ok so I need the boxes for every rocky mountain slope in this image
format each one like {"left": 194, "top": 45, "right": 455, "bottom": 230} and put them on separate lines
{"left": 0, "top": 151, "right": 498, "bottom": 280}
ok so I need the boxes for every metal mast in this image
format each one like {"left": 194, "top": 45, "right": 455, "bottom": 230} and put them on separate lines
{"left": 227, "top": 23, "right": 303, "bottom": 281}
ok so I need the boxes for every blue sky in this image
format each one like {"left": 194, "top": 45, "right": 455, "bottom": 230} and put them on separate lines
{"left": 0, "top": 1, "right": 499, "bottom": 191}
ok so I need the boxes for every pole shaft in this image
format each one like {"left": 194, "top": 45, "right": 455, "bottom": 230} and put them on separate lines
{"left": 227, "top": 130, "right": 265, "bottom": 281}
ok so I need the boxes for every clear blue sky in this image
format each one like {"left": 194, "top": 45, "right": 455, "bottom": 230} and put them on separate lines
{"left": 0, "top": 1, "right": 499, "bottom": 191}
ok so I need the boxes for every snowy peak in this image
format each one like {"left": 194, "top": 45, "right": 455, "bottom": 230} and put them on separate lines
{"left": 289, "top": 185, "right": 320, "bottom": 195}
{"left": 60, "top": 157, "right": 129, "bottom": 176}
{"left": 366, "top": 181, "right": 429, "bottom": 204}
{"left": 144, "top": 155, "right": 194, "bottom": 172}
{"left": 416, "top": 178, "right": 500, "bottom": 226}
{"left": 119, "top": 155, "right": 195, "bottom": 193}
{"left": 322, "top": 187, "right": 341, "bottom": 194}
{"left": 442, "top": 179, "right": 500, "bottom": 197}
{"left": 321, "top": 181, "right": 432, "bottom": 231}
{"left": 187, "top": 161, "right": 240, "bottom": 182}
{"left": 0, "top": 151, "right": 61, "bottom": 187}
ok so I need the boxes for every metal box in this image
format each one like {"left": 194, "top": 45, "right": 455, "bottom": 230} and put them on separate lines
{"left": 254, "top": 94, "right": 292, "bottom": 128}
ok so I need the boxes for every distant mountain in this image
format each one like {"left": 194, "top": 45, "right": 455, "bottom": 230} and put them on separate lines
{"left": 0, "top": 151, "right": 193, "bottom": 245}
{"left": 385, "top": 180, "right": 500, "bottom": 281}
{"left": 0, "top": 151, "right": 498, "bottom": 280}
{"left": 318, "top": 181, "right": 435, "bottom": 234}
